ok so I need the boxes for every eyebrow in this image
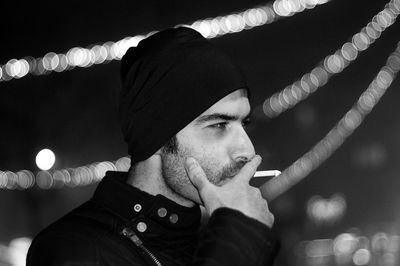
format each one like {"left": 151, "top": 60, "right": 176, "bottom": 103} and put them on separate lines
{"left": 194, "top": 113, "right": 250, "bottom": 125}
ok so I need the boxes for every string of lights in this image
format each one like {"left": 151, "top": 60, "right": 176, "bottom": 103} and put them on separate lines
{"left": 1, "top": 1, "right": 398, "bottom": 192}
{"left": 262, "top": 39, "right": 400, "bottom": 201}
{"left": 3, "top": 36, "right": 399, "bottom": 191}
{"left": 0, "top": 0, "right": 330, "bottom": 82}
{"left": 1, "top": 37, "right": 399, "bottom": 190}
{"left": 263, "top": 0, "right": 400, "bottom": 118}
{"left": 0, "top": 157, "right": 131, "bottom": 190}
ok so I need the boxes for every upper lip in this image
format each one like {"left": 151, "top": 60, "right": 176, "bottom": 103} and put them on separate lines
{"left": 228, "top": 171, "right": 239, "bottom": 178}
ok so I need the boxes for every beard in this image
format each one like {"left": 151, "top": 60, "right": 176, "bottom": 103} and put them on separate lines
{"left": 160, "top": 139, "right": 246, "bottom": 204}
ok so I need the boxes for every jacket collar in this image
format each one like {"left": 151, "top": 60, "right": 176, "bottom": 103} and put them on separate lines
{"left": 92, "top": 171, "right": 202, "bottom": 234}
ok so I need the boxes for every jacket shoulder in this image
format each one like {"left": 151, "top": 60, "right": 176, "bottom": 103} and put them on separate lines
{"left": 27, "top": 200, "right": 146, "bottom": 266}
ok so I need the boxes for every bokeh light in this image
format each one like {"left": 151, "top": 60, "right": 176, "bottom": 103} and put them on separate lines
{"left": 352, "top": 248, "right": 371, "bottom": 265}
{"left": 0, "top": 0, "right": 331, "bottom": 82}
{"left": 262, "top": 37, "right": 400, "bottom": 202}
{"left": 35, "top": 170, "right": 53, "bottom": 189}
{"left": 294, "top": 228, "right": 400, "bottom": 265}
{"left": 35, "top": 149, "right": 56, "bottom": 171}
{"left": 263, "top": 0, "right": 399, "bottom": 118}
{"left": 1, "top": 155, "right": 132, "bottom": 190}
{"left": 16, "top": 170, "right": 35, "bottom": 189}
{"left": 5, "top": 171, "right": 18, "bottom": 190}
{"left": 8, "top": 238, "right": 32, "bottom": 266}
{"left": 115, "top": 156, "right": 131, "bottom": 171}
{"left": 306, "top": 194, "right": 346, "bottom": 225}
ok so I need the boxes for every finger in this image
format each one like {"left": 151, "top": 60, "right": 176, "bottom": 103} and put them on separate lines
{"left": 235, "top": 155, "right": 262, "bottom": 183}
{"left": 184, "top": 157, "right": 213, "bottom": 192}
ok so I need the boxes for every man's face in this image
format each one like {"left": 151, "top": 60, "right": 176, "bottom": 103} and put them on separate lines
{"left": 160, "top": 89, "right": 255, "bottom": 205}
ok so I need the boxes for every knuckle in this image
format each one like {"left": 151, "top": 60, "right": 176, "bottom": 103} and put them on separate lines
{"left": 269, "top": 213, "right": 275, "bottom": 223}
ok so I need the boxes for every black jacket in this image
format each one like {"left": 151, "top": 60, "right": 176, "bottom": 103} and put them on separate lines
{"left": 27, "top": 172, "right": 279, "bottom": 265}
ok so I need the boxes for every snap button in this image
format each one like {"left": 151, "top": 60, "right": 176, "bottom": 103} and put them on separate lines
{"left": 157, "top": 207, "right": 167, "bottom": 218}
{"left": 137, "top": 222, "right": 147, "bottom": 232}
{"left": 169, "top": 213, "right": 179, "bottom": 224}
{"left": 133, "top": 204, "right": 142, "bottom": 212}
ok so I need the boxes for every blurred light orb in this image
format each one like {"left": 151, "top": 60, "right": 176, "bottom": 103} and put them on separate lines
{"left": 383, "top": 252, "right": 396, "bottom": 266}
{"left": 8, "top": 237, "right": 32, "bottom": 266}
{"left": 198, "top": 20, "right": 212, "bottom": 38}
{"left": 55, "top": 54, "right": 68, "bottom": 72}
{"left": 307, "top": 194, "right": 346, "bottom": 224}
{"left": 305, "top": 239, "right": 333, "bottom": 258}
{"left": 341, "top": 42, "right": 358, "bottom": 61}
{"left": 365, "top": 24, "right": 380, "bottom": 40}
{"left": 352, "top": 33, "right": 370, "bottom": 51}
{"left": 35, "top": 171, "right": 53, "bottom": 189}
{"left": 244, "top": 9, "right": 258, "bottom": 27}
{"left": 352, "top": 248, "right": 371, "bottom": 265}
{"left": 388, "top": 53, "right": 400, "bottom": 71}
{"left": 16, "top": 170, "right": 35, "bottom": 189}
{"left": 5, "top": 171, "right": 18, "bottom": 189}
{"left": 377, "top": 10, "right": 394, "bottom": 28}
{"left": 372, "top": 232, "right": 389, "bottom": 252}
{"left": 52, "top": 170, "right": 67, "bottom": 189}
{"left": 334, "top": 233, "right": 358, "bottom": 256}
{"left": 115, "top": 157, "right": 131, "bottom": 171}
{"left": 0, "top": 171, "right": 6, "bottom": 187}
{"left": 325, "top": 54, "right": 345, "bottom": 73}
{"left": 311, "top": 67, "right": 329, "bottom": 87}
{"left": 35, "top": 148, "right": 56, "bottom": 170}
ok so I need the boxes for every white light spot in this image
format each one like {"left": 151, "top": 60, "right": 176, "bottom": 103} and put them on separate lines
{"left": 198, "top": 20, "right": 212, "bottom": 38}
{"left": 334, "top": 233, "right": 358, "bottom": 256}
{"left": 35, "top": 149, "right": 56, "bottom": 171}
{"left": 8, "top": 237, "right": 32, "bottom": 266}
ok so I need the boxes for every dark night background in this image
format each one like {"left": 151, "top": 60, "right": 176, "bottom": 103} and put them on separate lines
{"left": 1, "top": 0, "right": 399, "bottom": 265}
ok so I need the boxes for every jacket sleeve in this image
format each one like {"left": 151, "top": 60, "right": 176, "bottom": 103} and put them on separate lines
{"left": 192, "top": 207, "right": 279, "bottom": 266}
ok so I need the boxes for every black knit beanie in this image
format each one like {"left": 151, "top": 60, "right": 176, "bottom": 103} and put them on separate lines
{"left": 119, "top": 27, "right": 248, "bottom": 164}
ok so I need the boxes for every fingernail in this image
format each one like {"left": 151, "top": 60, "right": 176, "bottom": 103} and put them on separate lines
{"left": 185, "top": 157, "right": 196, "bottom": 167}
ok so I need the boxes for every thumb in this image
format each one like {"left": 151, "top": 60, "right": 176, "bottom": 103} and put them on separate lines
{"left": 184, "top": 157, "right": 212, "bottom": 193}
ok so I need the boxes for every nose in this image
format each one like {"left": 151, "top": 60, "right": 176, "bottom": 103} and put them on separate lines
{"left": 229, "top": 126, "right": 256, "bottom": 163}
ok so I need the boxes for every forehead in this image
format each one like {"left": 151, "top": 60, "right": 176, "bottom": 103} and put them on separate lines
{"left": 200, "top": 89, "right": 250, "bottom": 116}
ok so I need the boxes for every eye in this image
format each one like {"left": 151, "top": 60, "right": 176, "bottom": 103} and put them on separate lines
{"left": 209, "top": 122, "right": 228, "bottom": 129}
{"left": 242, "top": 118, "right": 251, "bottom": 128}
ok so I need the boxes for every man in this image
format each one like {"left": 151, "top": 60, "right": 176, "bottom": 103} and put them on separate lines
{"left": 27, "top": 27, "right": 279, "bottom": 265}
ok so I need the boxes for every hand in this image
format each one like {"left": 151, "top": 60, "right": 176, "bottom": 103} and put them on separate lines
{"left": 184, "top": 155, "right": 274, "bottom": 228}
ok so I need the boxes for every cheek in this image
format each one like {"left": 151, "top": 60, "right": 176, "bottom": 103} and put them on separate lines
{"left": 178, "top": 130, "right": 232, "bottom": 181}
{"left": 181, "top": 132, "right": 228, "bottom": 162}
{"left": 191, "top": 146, "right": 231, "bottom": 183}
{"left": 185, "top": 141, "right": 222, "bottom": 165}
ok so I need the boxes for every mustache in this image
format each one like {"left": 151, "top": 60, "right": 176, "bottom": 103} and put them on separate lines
{"left": 221, "top": 160, "right": 248, "bottom": 179}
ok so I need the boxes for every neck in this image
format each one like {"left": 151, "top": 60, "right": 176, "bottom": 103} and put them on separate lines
{"left": 126, "top": 154, "right": 195, "bottom": 208}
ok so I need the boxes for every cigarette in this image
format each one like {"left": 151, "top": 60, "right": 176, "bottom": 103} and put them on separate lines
{"left": 254, "top": 170, "right": 281, "bottom": 177}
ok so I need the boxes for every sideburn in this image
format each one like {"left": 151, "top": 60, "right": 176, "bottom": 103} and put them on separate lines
{"left": 161, "top": 135, "right": 179, "bottom": 154}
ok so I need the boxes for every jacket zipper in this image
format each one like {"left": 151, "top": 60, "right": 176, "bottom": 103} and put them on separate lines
{"left": 121, "top": 227, "right": 163, "bottom": 266}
